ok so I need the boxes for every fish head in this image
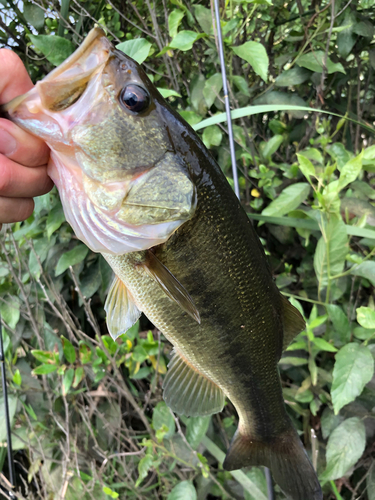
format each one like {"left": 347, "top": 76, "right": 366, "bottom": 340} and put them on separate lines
{"left": 2, "top": 28, "right": 196, "bottom": 254}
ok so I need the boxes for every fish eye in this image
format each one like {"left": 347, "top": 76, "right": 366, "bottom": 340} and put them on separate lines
{"left": 120, "top": 84, "right": 150, "bottom": 113}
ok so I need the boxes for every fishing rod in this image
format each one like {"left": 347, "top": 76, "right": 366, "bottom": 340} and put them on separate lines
{"left": 212, "top": 2, "right": 274, "bottom": 499}
{"left": 0, "top": 313, "right": 16, "bottom": 499}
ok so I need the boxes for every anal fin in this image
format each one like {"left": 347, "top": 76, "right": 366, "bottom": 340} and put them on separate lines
{"left": 104, "top": 276, "right": 142, "bottom": 340}
{"left": 163, "top": 349, "right": 225, "bottom": 417}
{"left": 143, "top": 251, "right": 200, "bottom": 324}
{"left": 281, "top": 295, "right": 306, "bottom": 351}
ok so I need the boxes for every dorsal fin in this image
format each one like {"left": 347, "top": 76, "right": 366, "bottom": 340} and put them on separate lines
{"left": 281, "top": 295, "right": 306, "bottom": 351}
{"left": 142, "top": 251, "right": 200, "bottom": 324}
{"left": 163, "top": 349, "right": 225, "bottom": 417}
{"left": 104, "top": 276, "right": 142, "bottom": 340}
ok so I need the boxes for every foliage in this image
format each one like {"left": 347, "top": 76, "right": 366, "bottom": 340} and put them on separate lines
{"left": 1, "top": 0, "right": 375, "bottom": 499}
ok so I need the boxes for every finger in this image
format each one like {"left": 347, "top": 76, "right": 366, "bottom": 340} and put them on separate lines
{"left": 0, "top": 196, "right": 34, "bottom": 224}
{"left": 0, "top": 50, "right": 33, "bottom": 103}
{"left": 0, "top": 118, "right": 50, "bottom": 167}
{"left": 0, "top": 156, "right": 53, "bottom": 197}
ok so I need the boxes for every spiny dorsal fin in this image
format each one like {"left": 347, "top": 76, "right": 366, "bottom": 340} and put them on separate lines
{"left": 163, "top": 349, "right": 225, "bottom": 417}
{"left": 281, "top": 295, "right": 306, "bottom": 351}
{"left": 104, "top": 276, "right": 142, "bottom": 340}
{"left": 142, "top": 251, "right": 200, "bottom": 324}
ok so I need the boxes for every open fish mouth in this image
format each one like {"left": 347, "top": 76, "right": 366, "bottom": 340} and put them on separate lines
{"left": 0, "top": 27, "right": 112, "bottom": 144}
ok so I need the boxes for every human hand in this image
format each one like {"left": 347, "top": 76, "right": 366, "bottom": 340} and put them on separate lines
{"left": 0, "top": 50, "right": 53, "bottom": 228}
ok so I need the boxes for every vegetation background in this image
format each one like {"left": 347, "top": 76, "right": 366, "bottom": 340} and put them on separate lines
{"left": 1, "top": 0, "right": 375, "bottom": 498}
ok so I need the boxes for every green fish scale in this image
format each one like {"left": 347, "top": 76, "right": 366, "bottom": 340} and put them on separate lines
{"left": 105, "top": 167, "right": 291, "bottom": 440}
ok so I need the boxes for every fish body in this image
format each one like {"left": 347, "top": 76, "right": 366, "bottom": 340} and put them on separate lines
{"left": 2, "top": 29, "right": 322, "bottom": 500}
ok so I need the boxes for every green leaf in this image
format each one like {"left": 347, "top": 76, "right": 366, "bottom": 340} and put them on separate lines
{"left": 152, "top": 402, "right": 175, "bottom": 439}
{"left": 55, "top": 244, "right": 89, "bottom": 276}
{"left": 244, "top": 468, "right": 268, "bottom": 500}
{"left": 33, "top": 364, "right": 58, "bottom": 375}
{"left": 337, "top": 12, "right": 357, "bottom": 58}
{"left": 261, "top": 183, "right": 310, "bottom": 217}
{"left": 61, "top": 336, "right": 76, "bottom": 364}
{"left": 232, "top": 75, "right": 250, "bottom": 96}
{"left": 169, "top": 31, "right": 200, "bottom": 51}
{"left": 62, "top": 368, "right": 74, "bottom": 396}
{"left": 353, "top": 20, "right": 374, "bottom": 38}
{"left": 12, "top": 369, "right": 22, "bottom": 386}
{"left": 167, "top": 481, "right": 197, "bottom": 500}
{"left": 232, "top": 41, "right": 269, "bottom": 82}
{"left": 0, "top": 296, "right": 20, "bottom": 329}
{"left": 312, "top": 338, "right": 337, "bottom": 352}
{"left": 321, "top": 417, "right": 366, "bottom": 480}
{"left": 23, "top": 2, "right": 44, "bottom": 29}
{"left": 116, "top": 39, "right": 152, "bottom": 64}
{"left": 338, "top": 151, "right": 363, "bottom": 190}
{"left": 168, "top": 9, "right": 184, "bottom": 38}
{"left": 136, "top": 455, "right": 153, "bottom": 487}
{"left": 193, "top": 5, "right": 212, "bottom": 35}
{"left": 356, "top": 306, "right": 375, "bottom": 329}
{"left": 297, "top": 51, "right": 346, "bottom": 74}
{"left": 157, "top": 88, "right": 181, "bottom": 98}
{"left": 202, "top": 125, "right": 223, "bottom": 149}
{"left": 275, "top": 67, "right": 311, "bottom": 87}
{"left": 331, "top": 343, "right": 374, "bottom": 413}
{"left": 179, "top": 110, "right": 202, "bottom": 126}
{"left": 297, "top": 154, "right": 316, "bottom": 181}
{"left": 186, "top": 416, "right": 210, "bottom": 449}
{"left": 314, "top": 218, "right": 348, "bottom": 288}
{"left": 28, "top": 35, "right": 75, "bottom": 67}
{"left": 0, "top": 396, "right": 17, "bottom": 442}
{"left": 102, "top": 486, "right": 119, "bottom": 499}
{"left": 203, "top": 73, "right": 223, "bottom": 109}
{"left": 46, "top": 205, "right": 65, "bottom": 239}
{"left": 262, "top": 134, "right": 283, "bottom": 160}
{"left": 32, "top": 350, "right": 58, "bottom": 364}
{"left": 326, "top": 304, "right": 351, "bottom": 343}
{"left": 73, "top": 367, "right": 85, "bottom": 388}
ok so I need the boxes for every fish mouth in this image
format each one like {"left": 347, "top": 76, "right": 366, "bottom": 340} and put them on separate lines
{"left": 1, "top": 27, "right": 112, "bottom": 122}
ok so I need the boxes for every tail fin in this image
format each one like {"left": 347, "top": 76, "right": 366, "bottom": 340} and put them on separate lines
{"left": 223, "top": 426, "right": 322, "bottom": 500}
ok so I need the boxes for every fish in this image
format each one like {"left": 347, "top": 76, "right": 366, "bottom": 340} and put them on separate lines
{"left": 1, "top": 28, "right": 322, "bottom": 500}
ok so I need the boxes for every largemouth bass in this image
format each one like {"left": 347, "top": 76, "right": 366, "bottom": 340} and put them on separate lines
{"left": 2, "top": 28, "right": 322, "bottom": 500}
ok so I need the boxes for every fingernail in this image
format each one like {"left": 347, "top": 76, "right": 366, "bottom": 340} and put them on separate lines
{"left": 0, "top": 128, "right": 17, "bottom": 156}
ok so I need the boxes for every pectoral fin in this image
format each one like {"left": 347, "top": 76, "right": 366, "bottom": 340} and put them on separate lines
{"left": 104, "top": 276, "right": 142, "bottom": 340}
{"left": 163, "top": 349, "right": 225, "bottom": 417}
{"left": 142, "top": 251, "right": 200, "bottom": 324}
{"left": 281, "top": 295, "right": 306, "bottom": 351}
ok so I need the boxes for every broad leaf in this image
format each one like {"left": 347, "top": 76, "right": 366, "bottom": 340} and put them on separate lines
{"left": 261, "top": 183, "right": 310, "bottom": 217}
{"left": 338, "top": 151, "right": 363, "bottom": 190}
{"left": 331, "top": 343, "right": 374, "bottom": 413}
{"left": 337, "top": 12, "right": 357, "bottom": 58}
{"left": 203, "top": 73, "right": 223, "bottom": 109}
{"left": 202, "top": 125, "right": 223, "bottom": 148}
{"left": 169, "top": 31, "right": 200, "bottom": 51}
{"left": 275, "top": 67, "right": 311, "bottom": 87}
{"left": 297, "top": 154, "right": 316, "bottom": 181}
{"left": 0, "top": 396, "right": 17, "bottom": 442}
{"left": 61, "top": 336, "right": 76, "bottom": 364}
{"left": 55, "top": 244, "right": 89, "bottom": 276}
{"left": 356, "top": 306, "right": 375, "bottom": 329}
{"left": 297, "top": 51, "right": 345, "bottom": 74}
{"left": 322, "top": 417, "right": 366, "bottom": 480}
{"left": 28, "top": 35, "right": 75, "bottom": 66}
{"left": 152, "top": 402, "right": 175, "bottom": 439}
{"left": 262, "top": 134, "right": 283, "bottom": 160}
{"left": 62, "top": 368, "right": 74, "bottom": 396}
{"left": 167, "top": 481, "right": 197, "bottom": 500}
{"left": 314, "top": 218, "right": 348, "bottom": 288}
{"left": 0, "top": 296, "right": 20, "bottom": 329}
{"left": 23, "top": 2, "right": 44, "bottom": 29}
{"left": 186, "top": 416, "right": 210, "bottom": 449}
{"left": 194, "top": 5, "right": 212, "bottom": 35}
{"left": 116, "top": 39, "right": 151, "bottom": 64}
{"left": 232, "top": 41, "right": 269, "bottom": 82}
{"left": 168, "top": 9, "right": 184, "bottom": 38}
{"left": 157, "top": 88, "right": 181, "bottom": 98}
{"left": 351, "top": 261, "right": 375, "bottom": 287}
